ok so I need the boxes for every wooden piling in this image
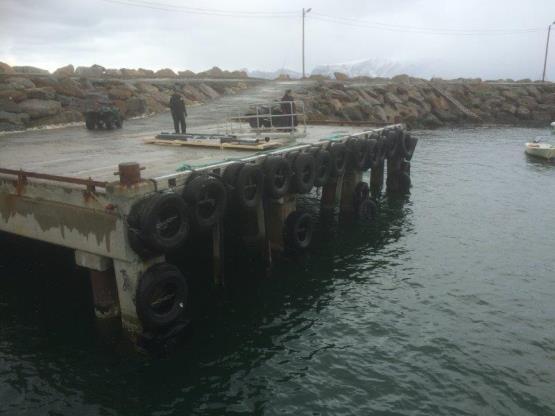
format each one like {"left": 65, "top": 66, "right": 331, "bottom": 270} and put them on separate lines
{"left": 266, "top": 194, "right": 296, "bottom": 253}
{"left": 339, "top": 170, "right": 363, "bottom": 215}
{"left": 370, "top": 160, "right": 384, "bottom": 197}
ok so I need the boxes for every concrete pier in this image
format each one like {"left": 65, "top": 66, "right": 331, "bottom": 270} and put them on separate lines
{"left": 0, "top": 123, "right": 415, "bottom": 342}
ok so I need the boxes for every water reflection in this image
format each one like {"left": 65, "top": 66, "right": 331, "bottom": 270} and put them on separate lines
{"left": 0, "top": 185, "right": 413, "bottom": 414}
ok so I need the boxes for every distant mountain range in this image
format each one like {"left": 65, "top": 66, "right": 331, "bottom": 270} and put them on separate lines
{"left": 247, "top": 58, "right": 433, "bottom": 80}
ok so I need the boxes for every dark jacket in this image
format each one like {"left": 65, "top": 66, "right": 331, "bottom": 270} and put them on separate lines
{"left": 170, "top": 93, "right": 186, "bottom": 116}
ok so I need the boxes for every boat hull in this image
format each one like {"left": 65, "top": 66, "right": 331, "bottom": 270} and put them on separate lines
{"left": 525, "top": 142, "right": 555, "bottom": 160}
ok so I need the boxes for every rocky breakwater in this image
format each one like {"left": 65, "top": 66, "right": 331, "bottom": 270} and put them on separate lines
{"left": 0, "top": 62, "right": 255, "bottom": 132}
{"left": 301, "top": 77, "right": 555, "bottom": 128}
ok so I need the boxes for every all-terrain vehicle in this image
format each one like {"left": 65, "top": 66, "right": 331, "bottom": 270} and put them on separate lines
{"left": 84, "top": 105, "right": 123, "bottom": 130}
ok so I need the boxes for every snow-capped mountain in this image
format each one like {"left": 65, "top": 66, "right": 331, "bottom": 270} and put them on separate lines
{"left": 310, "top": 58, "right": 430, "bottom": 79}
{"left": 246, "top": 68, "right": 302, "bottom": 80}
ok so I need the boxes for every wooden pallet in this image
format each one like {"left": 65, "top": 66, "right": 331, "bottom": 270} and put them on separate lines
{"left": 145, "top": 138, "right": 282, "bottom": 151}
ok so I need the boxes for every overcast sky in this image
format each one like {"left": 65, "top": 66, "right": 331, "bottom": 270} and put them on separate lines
{"left": 1, "top": 0, "right": 555, "bottom": 80}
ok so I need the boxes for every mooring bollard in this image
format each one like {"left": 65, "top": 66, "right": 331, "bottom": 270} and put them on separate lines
{"left": 117, "top": 162, "right": 143, "bottom": 186}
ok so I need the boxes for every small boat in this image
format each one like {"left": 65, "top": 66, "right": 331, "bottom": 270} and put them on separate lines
{"left": 525, "top": 141, "right": 555, "bottom": 160}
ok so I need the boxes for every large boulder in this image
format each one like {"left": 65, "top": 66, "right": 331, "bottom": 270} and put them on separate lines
{"left": 75, "top": 64, "right": 105, "bottom": 77}
{"left": 0, "top": 89, "right": 27, "bottom": 102}
{"left": 0, "top": 77, "right": 36, "bottom": 90}
{"left": 12, "top": 66, "right": 49, "bottom": 75}
{"left": 104, "top": 68, "right": 122, "bottom": 77}
{"left": 0, "top": 110, "right": 30, "bottom": 125}
{"left": 196, "top": 66, "right": 224, "bottom": 78}
{"left": 26, "top": 87, "right": 56, "bottom": 100}
{"left": 126, "top": 97, "right": 147, "bottom": 116}
{"left": 178, "top": 70, "right": 195, "bottom": 78}
{"left": 197, "top": 83, "right": 220, "bottom": 100}
{"left": 135, "top": 82, "right": 160, "bottom": 94}
{"left": 0, "top": 62, "right": 15, "bottom": 74}
{"left": 0, "top": 98, "right": 24, "bottom": 113}
{"left": 28, "top": 110, "right": 83, "bottom": 127}
{"left": 138, "top": 68, "right": 155, "bottom": 77}
{"left": 53, "top": 64, "right": 75, "bottom": 77}
{"left": 230, "top": 70, "right": 248, "bottom": 78}
{"left": 155, "top": 68, "right": 177, "bottom": 78}
{"left": 334, "top": 72, "right": 349, "bottom": 81}
{"left": 108, "top": 86, "right": 134, "bottom": 100}
{"left": 19, "top": 99, "right": 62, "bottom": 118}
{"left": 120, "top": 68, "right": 141, "bottom": 78}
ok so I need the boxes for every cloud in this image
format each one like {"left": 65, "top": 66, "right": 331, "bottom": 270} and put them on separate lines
{"left": 1, "top": 0, "right": 555, "bottom": 79}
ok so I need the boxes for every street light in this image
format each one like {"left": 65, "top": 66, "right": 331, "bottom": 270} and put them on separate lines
{"left": 302, "top": 7, "right": 312, "bottom": 79}
{"left": 542, "top": 21, "right": 555, "bottom": 82}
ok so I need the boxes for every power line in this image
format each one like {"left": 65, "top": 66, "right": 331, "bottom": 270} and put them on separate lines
{"left": 99, "top": 0, "right": 298, "bottom": 18}
{"left": 310, "top": 13, "right": 543, "bottom": 36}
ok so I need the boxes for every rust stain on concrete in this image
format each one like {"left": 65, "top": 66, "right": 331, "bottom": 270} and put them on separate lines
{"left": 0, "top": 194, "right": 117, "bottom": 252}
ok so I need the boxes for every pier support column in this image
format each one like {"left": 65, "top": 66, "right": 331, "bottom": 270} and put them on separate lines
{"left": 386, "top": 156, "right": 409, "bottom": 194}
{"left": 321, "top": 174, "right": 344, "bottom": 212}
{"left": 339, "top": 170, "right": 363, "bottom": 216}
{"left": 113, "top": 256, "right": 164, "bottom": 338}
{"left": 75, "top": 250, "right": 120, "bottom": 319}
{"left": 266, "top": 194, "right": 296, "bottom": 253}
{"left": 212, "top": 221, "right": 224, "bottom": 286}
{"left": 370, "top": 160, "right": 384, "bottom": 197}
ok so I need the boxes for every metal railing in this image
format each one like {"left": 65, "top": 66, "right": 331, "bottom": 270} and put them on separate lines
{"left": 225, "top": 100, "right": 307, "bottom": 138}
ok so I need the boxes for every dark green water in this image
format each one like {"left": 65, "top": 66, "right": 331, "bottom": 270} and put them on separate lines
{"left": 1, "top": 127, "right": 555, "bottom": 416}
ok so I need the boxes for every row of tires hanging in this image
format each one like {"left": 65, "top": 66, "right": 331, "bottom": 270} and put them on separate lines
{"left": 128, "top": 127, "right": 417, "bottom": 332}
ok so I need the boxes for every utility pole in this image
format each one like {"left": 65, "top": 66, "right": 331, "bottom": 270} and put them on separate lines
{"left": 302, "top": 7, "right": 312, "bottom": 79}
{"left": 542, "top": 22, "right": 555, "bottom": 82}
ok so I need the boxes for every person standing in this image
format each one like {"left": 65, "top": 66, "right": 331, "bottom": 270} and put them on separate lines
{"left": 280, "top": 89, "right": 297, "bottom": 129}
{"left": 169, "top": 89, "right": 187, "bottom": 134}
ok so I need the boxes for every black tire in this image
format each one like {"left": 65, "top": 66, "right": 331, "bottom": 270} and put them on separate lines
{"left": 284, "top": 210, "right": 313, "bottom": 251}
{"left": 85, "top": 116, "right": 95, "bottom": 130}
{"left": 136, "top": 263, "right": 188, "bottom": 330}
{"left": 346, "top": 138, "right": 367, "bottom": 170}
{"left": 329, "top": 142, "right": 346, "bottom": 177}
{"left": 291, "top": 152, "right": 315, "bottom": 194}
{"left": 353, "top": 181, "right": 370, "bottom": 208}
{"left": 313, "top": 148, "right": 332, "bottom": 187}
{"left": 183, "top": 175, "right": 227, "bottom": 229}
{"left": 115, "top": 118, "right": 123, "bottom": 128}
{"left": 222, "top": 163, "right": 244, "bottom": 189}
{"left": 103, "top": 115, "right": 114, "bottom": 130}
{"left": 235, "top": 164, "right": 263, "bottom": 209}
{"left": 357, "top": 199, "right": 377, "bottom": 222}
{"left": 362, "top": 138, "right": 377, "bottom": 171}
{"left": 128, "top": 193, "right": 190, "bottom": 255}
{"left": 140, "top": 193, "right": 190, "bottom": 252}
{"left": 264, "top": 156, "right": 292, "bottom": 199}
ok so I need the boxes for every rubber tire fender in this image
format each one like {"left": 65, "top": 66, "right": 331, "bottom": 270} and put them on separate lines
{"left": 357, "top": 199, "right": 377, "bottom": 222}
{"left": 362, "top": 138, "right": 377, "bottom": 171}
{"left": 263, "top": 156, "right": 292, "bottom": 199}
{"left": 222, "top": 162, "right": 244, "bottom": 191}
{"left": 235, "top": 164, "right": 264, "bottom": 209}
{"left": 183, "top": 174, "right": 227, "bottom": 229}
{"left": 329, "top": 142, "right": 346, "bottom": 177}
{"left": 313, "top": 148, "right": 332, "bottom": 187}
{"left": 284, "top": 210, "right": 313, "bottom": 251}
{"left": 139, "top": 192, "right": 190, "bottom": 253}
{"left": 346, "top": 138, "right": 367, "bottom": 170}
{"left": 136, "top": 263, "right": 188, "bottom": 330}
{"left": 291, "top": 152, "right": 316, "bottom": 194}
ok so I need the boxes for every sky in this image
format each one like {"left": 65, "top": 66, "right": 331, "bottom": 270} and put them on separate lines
{"left": 1, "top": 0, "right": 555, "bottom": 80}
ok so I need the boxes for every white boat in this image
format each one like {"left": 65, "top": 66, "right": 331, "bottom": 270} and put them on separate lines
{"left": 525, "top": 141, "right": 555, "bottom": 160}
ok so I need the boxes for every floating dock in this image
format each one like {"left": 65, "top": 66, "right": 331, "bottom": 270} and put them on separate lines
{"left": 0, "top": 111, "right": 418, "bottom": 344}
